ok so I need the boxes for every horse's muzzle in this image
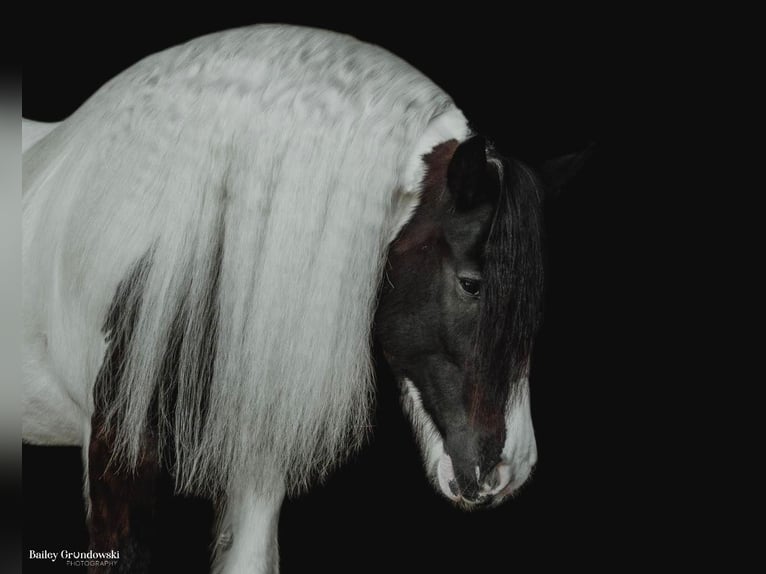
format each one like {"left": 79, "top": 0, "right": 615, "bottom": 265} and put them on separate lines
{"left": 436, "top": 452, "right": 534, "bottom": 507}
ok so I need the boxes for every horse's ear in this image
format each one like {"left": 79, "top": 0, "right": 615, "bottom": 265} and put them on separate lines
{"left": 539, "top": 142, "right": 594, "bottom": 197}
{"left": 447, "top": 135, "right": 488, "bottom": 210}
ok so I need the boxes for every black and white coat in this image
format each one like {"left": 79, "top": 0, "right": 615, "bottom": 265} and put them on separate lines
{"left": 22, "top": 25, "right": 547, "bottom": 573}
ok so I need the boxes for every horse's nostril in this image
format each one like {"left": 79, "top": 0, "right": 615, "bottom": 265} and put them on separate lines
{"left": 484, "top": 462, "right": 514, "bottom": 493}
{"left": 448, "top": 479, "right": 460, "bottom": 497}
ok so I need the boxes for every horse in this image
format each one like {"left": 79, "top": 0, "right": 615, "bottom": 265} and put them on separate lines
{"left": 22, "top": 25, "right": 586, "bottom": 573}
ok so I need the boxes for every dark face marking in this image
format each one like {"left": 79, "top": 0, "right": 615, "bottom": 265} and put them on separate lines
{"left": 375, "top": 136, "right": 544, "bottom": 501}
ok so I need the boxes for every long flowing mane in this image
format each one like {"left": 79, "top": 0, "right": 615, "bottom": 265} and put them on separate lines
{"left": 22, "top": 26, "right": 455, "bottom": 496}
{"left": 476, "top": 153, "right": 544, "bottom": 411}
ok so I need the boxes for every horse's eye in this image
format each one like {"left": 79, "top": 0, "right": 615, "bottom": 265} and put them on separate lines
{"left": 459, "top": 277, "right": 481, "bottom": 297}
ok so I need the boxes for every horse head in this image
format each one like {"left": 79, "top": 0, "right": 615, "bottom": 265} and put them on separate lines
{"left": 376, "top": 135, "right": 586, "bottom": 507}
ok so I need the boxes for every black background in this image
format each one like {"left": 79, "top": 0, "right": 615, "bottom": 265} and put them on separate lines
{"left": 23, "top": 9, "right": 659, "bottom": 573}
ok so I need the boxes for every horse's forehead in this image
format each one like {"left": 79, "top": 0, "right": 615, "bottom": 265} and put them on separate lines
{"left": 428, "top": 146, "right": 502, "bottom": 259}
{"left": 443, "top": 204, "right": 495, "bottom": 256}
{"left": 395, "top": 139, "right": 502, "bottom": 253}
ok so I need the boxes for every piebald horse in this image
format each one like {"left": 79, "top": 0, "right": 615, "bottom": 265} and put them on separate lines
{"left": 22, "top": 25, "right": 585, "bottom": 573}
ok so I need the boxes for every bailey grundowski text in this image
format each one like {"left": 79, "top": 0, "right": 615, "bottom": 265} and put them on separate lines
{"left": 28, "top": 549, "right": 121, "bottom": 562}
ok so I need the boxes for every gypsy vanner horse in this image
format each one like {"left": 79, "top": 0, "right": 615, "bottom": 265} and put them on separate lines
{"left": 22, "top": 25, "right": 585, "bottom": 573}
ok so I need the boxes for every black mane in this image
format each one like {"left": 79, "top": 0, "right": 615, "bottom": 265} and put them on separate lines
{"left": 476, "top": 151, "right": 545, "bottom": 405}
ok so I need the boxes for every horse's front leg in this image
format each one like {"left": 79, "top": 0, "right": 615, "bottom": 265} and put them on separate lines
{"left": 85, "top": 414, "right": 161, "bottom": 573}
{"left": 213, "top": 483, "right": 284, "bottom": 574}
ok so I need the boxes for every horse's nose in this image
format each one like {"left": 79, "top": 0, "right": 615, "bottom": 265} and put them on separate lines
{"left": 457, "top": 462, "right": 514, "bottom": 502}
{"left": 438, "top": 454, "right": 516, "bottom": 503}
